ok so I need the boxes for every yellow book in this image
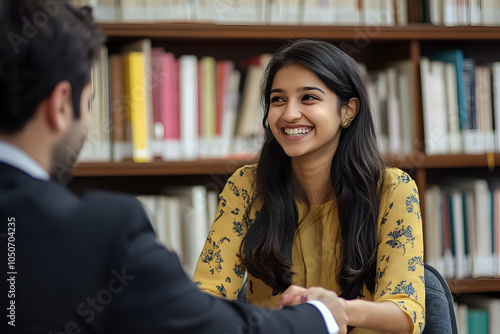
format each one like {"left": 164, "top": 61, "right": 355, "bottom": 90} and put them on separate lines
{"left": 201, "top": 57, "right": 216, "bottom": 158}
{"left": 124, "top": 52, "right": 151, "bottom": 163}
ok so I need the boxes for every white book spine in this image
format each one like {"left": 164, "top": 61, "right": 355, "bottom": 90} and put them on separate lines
{"left": 425, "top": 185, "right": 443, "bottom": 274}
{"left": 420, "top": 58, "right": 449, "bottom": 154}
{"left": 386, "top": 68, "right": 401, "bottom": 153}
{"left": 179, "top": 55, "right": 199, "bottom": 160}
{"left": 429, "top": 0, "right": 443, "bottom": 25}
{"left": 444, "top": 63, "right": 462, "bottom": 153}
{"left": 451, "top": 190, "right": 466, "bottom": 278}
{"left": 443, "top": 0, "right": 458, "bottom": 26}
{"left": 472, "top": 180, "right": 494, "bottom": 277}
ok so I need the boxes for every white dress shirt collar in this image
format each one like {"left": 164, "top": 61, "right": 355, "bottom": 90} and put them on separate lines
{"left": 0, "top": 141, "right": 50, "bottom": 181}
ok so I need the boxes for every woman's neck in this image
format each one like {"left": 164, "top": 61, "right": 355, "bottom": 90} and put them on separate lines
{"left": 291, "top": 157, "right": 333, "bottom": 205}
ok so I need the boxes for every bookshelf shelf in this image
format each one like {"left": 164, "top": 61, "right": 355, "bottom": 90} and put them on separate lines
{"left": 386, "top": 153, "right": 500, "bottom": 169}
{"left": 74, "top": 153, "right": 500, "bottom": 177}
{"left": 74, "top": 156, "right": 258, "bottom": 177}
{"left": 447, "top": 278, "right": 500, "bottom": 294}
{"left": 99, "top": 22, "right": 500, "bottom": 41}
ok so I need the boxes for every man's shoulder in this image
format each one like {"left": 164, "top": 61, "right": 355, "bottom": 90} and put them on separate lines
{"left": 78, "top": 190, "right": 146, "bottom": 223}
{"left": 29, "top": 181, "right": 147, "bottom": 230}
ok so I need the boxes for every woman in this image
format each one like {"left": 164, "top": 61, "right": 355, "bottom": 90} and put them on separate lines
{"left": 193, "top": 39, "right": 425, "bottom": 334}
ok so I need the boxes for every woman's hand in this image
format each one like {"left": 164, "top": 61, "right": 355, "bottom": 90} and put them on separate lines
{"left": 278, "top": 285, "right": 348, "bottom": 334}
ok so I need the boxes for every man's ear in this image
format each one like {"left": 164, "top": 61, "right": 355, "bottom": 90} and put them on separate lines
{"left": 341, "top": 97, "right": 360, "bottom": 121}
{"left": 47, "top": 81, "right": 73, "bottom": 133}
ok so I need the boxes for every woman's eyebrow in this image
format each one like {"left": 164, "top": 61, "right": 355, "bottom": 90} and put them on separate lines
{"left": 297, "top": 86, "right": 325, "bottom": 94}
{"left": 270, "top": 86, "right": 326, "bottom": 95}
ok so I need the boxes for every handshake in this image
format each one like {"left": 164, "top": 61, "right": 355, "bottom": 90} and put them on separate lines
{"left": 278, "top": 285, "right": 349, "bottom": 334}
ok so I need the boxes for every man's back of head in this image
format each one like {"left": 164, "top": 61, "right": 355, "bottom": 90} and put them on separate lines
{"left": 0, "top": 0, "right": 105, "bottom": 134}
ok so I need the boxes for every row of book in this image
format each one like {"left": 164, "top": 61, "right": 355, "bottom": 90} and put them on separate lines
{"left": 137, "top": 186, "right": 219, "bottom": 277}
{"left": 455, "top": 297, "right": 500, "bottom": 334}
{"left": 423, "top": 0, "right": 500, "bottom": 26}
{"left": 425, "top": 179, "right": 500, "bottom": 279}
{"left": 420, "top": 50, "right": 500, "bottom": 155}
{"left": 367, "top": 60, "right": 418, "bottom": 155}
{"left": 80, "top": 39, "right": 266, "bottom": 163}
{"left": 74, "top": 0, "right": 409, "bottom": 26}
{"left": 81, "top": 42, "right": 500, "bottom": 161}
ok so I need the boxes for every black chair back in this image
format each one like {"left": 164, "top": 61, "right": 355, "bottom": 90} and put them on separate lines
{"left": 422, "top": 263, "right": 458, "bottom": 334}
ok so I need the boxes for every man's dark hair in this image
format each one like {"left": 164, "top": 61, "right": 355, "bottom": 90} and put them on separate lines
{"left": 0, "top": 0, "right": 105, "bottom": 134}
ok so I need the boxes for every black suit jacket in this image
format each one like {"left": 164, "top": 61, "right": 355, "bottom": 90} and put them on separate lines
{"left": 0, "top": 162, "right": 328, "bottom": 334}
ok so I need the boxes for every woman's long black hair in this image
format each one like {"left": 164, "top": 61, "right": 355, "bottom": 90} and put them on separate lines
{"left": 240, "top": 39, "right": 386, "bottom": 300}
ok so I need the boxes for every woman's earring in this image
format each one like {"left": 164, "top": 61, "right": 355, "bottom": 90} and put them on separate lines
{"left": 340, "top": 118, "right": 351, "bottom": 128}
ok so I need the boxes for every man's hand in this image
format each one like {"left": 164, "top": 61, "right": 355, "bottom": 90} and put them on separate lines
{"left": 278, "top": 285, "right": 348, "bottom": 334}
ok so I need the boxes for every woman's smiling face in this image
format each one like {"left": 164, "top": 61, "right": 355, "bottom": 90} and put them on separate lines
{"left": 267, "top": 63, "right": 345, "bottom": 162}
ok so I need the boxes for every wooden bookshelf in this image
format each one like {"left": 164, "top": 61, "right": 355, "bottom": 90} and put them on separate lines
{"left": 74, "top": 157, "right": 258, "bottom": 176}
{"left": 99, "top": 22, "right": 500, "bottom": 41}
{"left": 74, "top": 153, "right": 500, "bottom": 176}
{"left": 447, "top": 278, "right": 500, "bottom": 294}
{"left": 386, "top": 153, "right": 500, "bottom": 169}
{"left": 77, "top": 20, "right": 500, "bottom": 295}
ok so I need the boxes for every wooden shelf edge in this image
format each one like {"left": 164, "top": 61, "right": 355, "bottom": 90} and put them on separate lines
{"left": 74, "top": 156, "right": 258, "bottom": 176}
{"left": 385, "top": 153, "right": 500, "bottom": 169}
{"left": 447, "top": 278, "right": 500, "bottom": 294}
{"left": 74, "top": 153, "right": 500, "bottom": 177}
{"left": 98, "top": 22, "right": 500, "bottom": 40}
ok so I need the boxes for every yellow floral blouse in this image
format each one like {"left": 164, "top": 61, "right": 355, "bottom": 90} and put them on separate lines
{"left": 193, "top": 165, "right": 425, "bottom": 334}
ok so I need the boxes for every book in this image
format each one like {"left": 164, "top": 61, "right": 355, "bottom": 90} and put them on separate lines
{"left": 490, "top": 184, "right": 500, "bottom": 276}
{"left": 123, "top": 52, "right": 153, "bottom": 163}
{"left": 456, "top": 303, "right": 468, "bottom": 334}
{"left": 463, "top": 58, "right": 484, "bottom": 153}
{"left": 79, "top": 46, "right": 112, "bottom": 162}
{"left": 461, "top": 295, "right": 500, "bottom": 334}
{"left": 386, "top": 67, "right": 402, "bottom": 153}
{"left": 482, "top": 0, "right": 500, "bottom": 25}
{"left": 441, "top": 190, "right": 455, "bottom": 278}
{"left": 92, "top": 0, "right": 118, "bottom": 21}
{"left": 476, "top": 65, "right": 494, "bottom": 152}
{"left": 393, "top": 60, "right": 417, "bottom": 153}
{"left": 301, "top": 0, "right": 336, "bottom": 25}
{"left": 268, "top": 0, "right": 300, "bottom": 24}
{"left": 429, "top": 0, "right": 443, "bottom": 25}
{"left": 121, "top": 39, "right": 154, "bottom": 162}
{"left": 490, "top": 62, "right": 500, "bottom": 152}
{"left": 449, "top": 179, "right": 493, "bottom": 277}
{"left": 420, "top": 58, "right": 449, "bottom": 154}
{"left": 151, "top": 49, "right": 182, "bottom": 161}
{"left": 156, "top": 196, "right": 183, "bottom": 257}
{"left": 379, "top": 0, "right": 395, "bottom": 25}
{"left": 198, "top": 56, "right": 217, "bottom": 158}
{"left": 446, "top": 187, "right": 467, "bottom": 278}
{"left": 444, "top": 62, "right": 462, "bottom": 153}
{"left": 163, "top": 186, "right": 209, "bottom": 278}
{"left": 221, "top": 69, "right": 241, "bottom": 157}
{"left": 425, "top": 185, "right": 444, "bottom": 273}
{"left": 235, "top": 54, "right": 270, "bottom": 154}
{"left": 336, "top": 0, "right": 360, "bottom": 25}
{"left": 362, "top": 0, "right": 382, "bottom": 25}
{"left": 179, "top": 55, "right": 199, "bottom": 160}
{"left": 109, "top": 54, "right": 133, "bottom": 162}
{"left": 216, "top": 60, "right": 237, "bottom": 157}
{"left": 440, "top": 0, "right": 459, "bottom": 25}
{"left": 428, "top": 50, "right": 467, "bottom": 132}
{"left": 468, "top": 309, "right": 489, "bottom": 334}
{"left": 394, "top": 0, "right": 408, "bottom": 25}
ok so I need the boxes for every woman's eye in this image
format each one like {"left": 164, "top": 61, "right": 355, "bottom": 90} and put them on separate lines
{"left": 302, "top": 94, "right": 319, "bottom": 101}
{"left": 271, "top": 96, "right": 285, "bottom": 103}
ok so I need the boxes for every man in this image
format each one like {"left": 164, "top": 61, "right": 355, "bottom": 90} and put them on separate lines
{"left": 0, "top": 1, "right": 347, "bottom": 333}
